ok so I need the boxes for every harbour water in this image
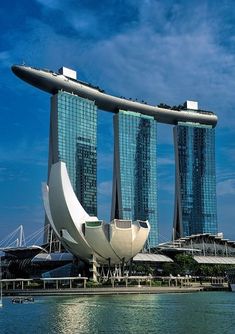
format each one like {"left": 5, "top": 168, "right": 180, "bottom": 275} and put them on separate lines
{"left": 0, "top": 292, "right": 234, "bottom": 334}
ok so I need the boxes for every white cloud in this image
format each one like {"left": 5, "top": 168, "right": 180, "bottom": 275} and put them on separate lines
{"left": 158, "top": 157, "right": 175, "bottom": 166}
{"left": 158, "top": 181, "right": 174, "bottom": 194}
{"left": 2, "top": 0, "right": 234, "bottom": 132}
{"left": 98, "top": 180, "right": 112, "bottom": 197}
{"left": 217, "top": 179, "right": 235, "bottom": 196}
{"left": 0, "top": 51, "right": 11, "bottom": 67}
{"left": 35, "top": 0, "right": 60, "bottom": 9}
{"left": 0, "top": 138, "right": 48, "bottom": 166}
{"left": 97, "top": 153, "right": 113, "bottom": 171}
{"left": 97, "top": 202, "right": 111, "bottom": 222}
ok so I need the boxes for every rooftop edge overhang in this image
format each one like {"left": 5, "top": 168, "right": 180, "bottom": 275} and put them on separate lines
{"left": 11, "top": 65, "right": 218, "bottom": 127}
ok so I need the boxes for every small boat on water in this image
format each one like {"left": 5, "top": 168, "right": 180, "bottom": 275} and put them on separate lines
{"left": 12, "top": 297, "right": 34, "bottom": 304}
{"left": 226, "top": 269, "right": 235, "bottom": 291}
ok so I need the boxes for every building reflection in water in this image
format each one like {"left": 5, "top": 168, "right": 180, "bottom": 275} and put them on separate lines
{"left": 50, "top": 295, "right": 160, "bottom": 333}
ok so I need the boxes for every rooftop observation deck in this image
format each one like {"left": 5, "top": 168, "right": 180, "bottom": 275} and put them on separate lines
{"left": 12, "top": 65, "right": 218, "bottom": 127}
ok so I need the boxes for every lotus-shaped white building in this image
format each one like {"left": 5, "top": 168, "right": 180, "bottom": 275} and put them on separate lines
{"left": 43, "top": 161, "right": 150, "bottom": 271}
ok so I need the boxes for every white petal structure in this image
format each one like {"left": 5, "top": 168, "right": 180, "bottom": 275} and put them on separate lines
{"left": 42, "top": 182, "right": 60, "bottom": 239}
{"left": 43, "top": 161, "right": 150, "bottom": 264}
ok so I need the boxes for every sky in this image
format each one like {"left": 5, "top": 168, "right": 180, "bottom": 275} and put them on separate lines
{"left": 0, "top": 0, "right": 235, "bottom": 244}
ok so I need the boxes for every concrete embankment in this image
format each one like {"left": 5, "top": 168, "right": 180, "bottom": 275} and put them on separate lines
{"left": 3, "top": 285, "right": 212, "bottom": 297}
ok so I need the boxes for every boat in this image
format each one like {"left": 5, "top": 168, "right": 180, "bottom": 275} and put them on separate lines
{"left": 226, "top": 269, "right": 235, "bottom": 291}
{"left": 12, "top": 297, "right": 34, "bottom": 304}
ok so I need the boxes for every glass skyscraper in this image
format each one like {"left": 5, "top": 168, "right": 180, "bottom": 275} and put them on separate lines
{"left": 173, "top": 122, "right": 217, "bottom": 239}
{"left": 111, "top": 110, "right": 158, "bottom": 247}
{"left": 49, "top": 91, "right": 97, "bottom": 216}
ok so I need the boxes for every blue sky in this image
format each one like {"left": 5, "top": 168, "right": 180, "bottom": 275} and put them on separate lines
{"left": 0, "top": 0, "right": 235, "bottom": 243}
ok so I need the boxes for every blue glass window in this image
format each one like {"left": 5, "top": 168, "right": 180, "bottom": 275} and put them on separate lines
{"left": 174, "top": 122, "right": 217, "bottom": 237}
{"left": 51, "top": 91, "right": 97, "bottom": 216}
{"left": 112, "top": 110, "right": 158, "bottom": 247}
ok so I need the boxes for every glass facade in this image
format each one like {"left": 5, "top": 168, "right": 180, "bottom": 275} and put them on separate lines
{"left": 50, "top": 91, "right": 97, "bottom": 216}
{"left": 174, "top": 122, "right": 217, "bottom": 238}
{"left": 111, "top": 110, "right": 158, "bottom": 247}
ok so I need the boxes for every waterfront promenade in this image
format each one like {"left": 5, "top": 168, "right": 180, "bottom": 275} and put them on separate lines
{"left": 3, "top": 286, "right": 203, "bottom": 296}
{"left": 1, "top": 274, "right": 228, "bottom": 297}
{"left": 3, "top": 283, "right": 228, "bottom": 297}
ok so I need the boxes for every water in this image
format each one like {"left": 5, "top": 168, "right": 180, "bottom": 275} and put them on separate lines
{"left": 0, "top": 292, "right": 234, "bottom": 334}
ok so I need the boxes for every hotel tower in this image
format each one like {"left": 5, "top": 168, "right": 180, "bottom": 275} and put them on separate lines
{"left": 111, "top": 110, "right": 158, "bottom": 247}
{"left": 173, "top": 102, "right": 218, "bottom": 239}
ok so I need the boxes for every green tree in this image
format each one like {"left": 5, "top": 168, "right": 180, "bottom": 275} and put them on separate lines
{"left": 174, "top": 254, "right": 196, "bottom": 275}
